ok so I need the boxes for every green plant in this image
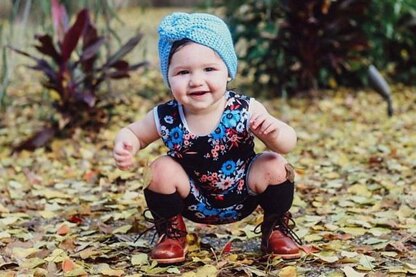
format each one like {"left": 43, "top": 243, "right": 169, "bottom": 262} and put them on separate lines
{"left": 220, "top": 0, "right": 370, "bottom": 96}
{"left": 365, "top": 0, "right": 416, "bottom": 85}
{"left": 9, "top": 8, "right": 147, "bottom": 152}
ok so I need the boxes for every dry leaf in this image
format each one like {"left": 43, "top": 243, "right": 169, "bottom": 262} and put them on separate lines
{"left": 57, "top": 223, "right": 70, "bottom": 236}
{"left": 62, "top": 258, "right": 76, "bottom": 272}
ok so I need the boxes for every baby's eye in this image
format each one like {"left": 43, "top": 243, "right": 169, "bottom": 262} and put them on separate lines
{"left": 178, "top": 70, "right": 189, "bottom": 75}
{"left": 205, "top": 67, "right": 215, "bottom": 72}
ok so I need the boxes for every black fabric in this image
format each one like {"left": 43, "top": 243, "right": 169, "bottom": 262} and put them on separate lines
{"left": 259, "top": 180, "right": 294, "bottom": 216}
{"left": 155, "top": 91, "right": 256, "bottom": 209}
{"left": 144, "top": 188, "right": 184, "bottom": 219}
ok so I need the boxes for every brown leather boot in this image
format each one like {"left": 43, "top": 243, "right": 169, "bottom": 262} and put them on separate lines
{"left": 149, "top": 214, "right": 188, "bottom": 264}
{"left": 260, "top": 212, "right": 302, "bottom": 259}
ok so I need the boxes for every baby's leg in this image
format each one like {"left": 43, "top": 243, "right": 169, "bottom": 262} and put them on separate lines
{"left": 147, "top": 155, "right": 190, "bottom": 198}
{"left": 247, "top": 151, "right": 292, "bottom": 194}
{"left": 143, "top": 155, "right": 190, "bottom": 264}
{"left": 247, "top": 152, "right": 301, "bottom": 259}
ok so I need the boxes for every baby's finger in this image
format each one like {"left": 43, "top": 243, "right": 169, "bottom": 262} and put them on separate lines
{"left": 262, "top": 122, "right": 275, "bottom": 134}
{"left": 250, "top": 114, "right": 260, "bottom": 128}
{"left": 259, "top": 118, "right": 273, "bottom": 132}
{"left": 116, "top": 159, "right": 133, "bottom": 169}
{"left": 114, "top": 147, "right": 131, "bottom": 156}
{"left": 250, "top": 113, "right": 260, "bottom": 124}
{"left": 251, "top": 115, "right": 266, "bottom": 130}
{"left": 113, "top": 152, "right": 129, "bottom": 161}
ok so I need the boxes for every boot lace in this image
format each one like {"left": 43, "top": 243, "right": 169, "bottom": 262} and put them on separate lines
{"left": 134, "top": 209, "right": 187, "bottom": 243}
{"left": 254, "top": 213, "right": 303, "bottom": 246}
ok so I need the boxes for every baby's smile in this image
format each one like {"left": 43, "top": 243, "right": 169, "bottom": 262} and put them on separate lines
{"left": 189, "top": 91, "right": 209, "bottom": 96}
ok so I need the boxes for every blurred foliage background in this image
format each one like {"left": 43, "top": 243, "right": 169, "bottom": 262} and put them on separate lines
{"left": 217, "top": 0, "right": 416, "bottom": 96}
{"left": 1, "top": 0, "right": 416, "bottom": 98}
{"left": 0, "top": 0, "right": 415, "bottom": 150}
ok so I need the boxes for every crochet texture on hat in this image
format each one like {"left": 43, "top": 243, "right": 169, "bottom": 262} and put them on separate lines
{"left": 158, "top": 12, "right": 237, "bottom": 86}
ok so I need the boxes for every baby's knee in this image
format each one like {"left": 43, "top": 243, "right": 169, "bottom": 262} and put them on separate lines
{"left": 150, "top": 156, "right": 181, "bottom": 181}
{"left": 263, "top": 152, "right": 287, "bottom": 171}
{"left": 261, "top": 152, "right": 293, "bottom": 183}
{"left": 148, "top": 156, "right": 190, "bottom": 196}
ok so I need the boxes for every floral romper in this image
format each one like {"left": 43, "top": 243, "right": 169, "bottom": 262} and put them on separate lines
{"left": 153, "top": 91, "right": 259, "bottom": 224}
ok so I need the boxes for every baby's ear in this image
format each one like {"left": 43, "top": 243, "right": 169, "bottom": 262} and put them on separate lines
{"left": 227, "top": 77, "right": 232, "bottom": 82}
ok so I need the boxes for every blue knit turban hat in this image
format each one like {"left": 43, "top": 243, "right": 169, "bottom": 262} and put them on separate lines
{"left": 158, "top": 12, "right": 238, "bottom": 86}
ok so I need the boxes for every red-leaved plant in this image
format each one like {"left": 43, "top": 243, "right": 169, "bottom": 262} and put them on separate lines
{"left": 9, "top": 7, "right": 146, "bottom": 152}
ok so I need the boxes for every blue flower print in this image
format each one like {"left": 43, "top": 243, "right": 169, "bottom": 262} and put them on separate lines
{"left": 221, "top": 160, "right": 236, "bottom": 176}
{"left": 211, "top": 124, "right": 226, "bottom": 140}
{"left": 221, "top": 110, "right": 241, "bottom": 128}
{"left": 170, "top": 127, "right": 183, "bottom": 144}
{"left": 191, "top": 203, "right": 239, "bottom": 222}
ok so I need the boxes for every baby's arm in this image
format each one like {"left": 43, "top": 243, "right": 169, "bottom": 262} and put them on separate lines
{"left": 113, "top": 110, "right": 159, "bottom": 170}
{"left": 249, "top": 99, "right": 297, "bottom": 154}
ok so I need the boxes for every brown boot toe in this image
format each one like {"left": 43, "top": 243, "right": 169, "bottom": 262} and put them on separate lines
{"left": 266, "top": 230, "right": 301, "bottom": 259}
{"left": 150, "top": 237, "right": 187, "bottom": 264}
{"left": 259, "top": 212, "right": 303, "bottom": 260}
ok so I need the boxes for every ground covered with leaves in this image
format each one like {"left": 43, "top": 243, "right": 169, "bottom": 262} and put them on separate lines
{"left": 0, "top": 71, "right": 415, "bottom": 276}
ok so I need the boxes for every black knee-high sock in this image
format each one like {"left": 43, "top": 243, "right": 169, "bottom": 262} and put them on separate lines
{"left": 144, "top": 188, "right": 184, "bottom": 219}
{"left": 259, "top": 180, "right": 294, "bottom": 216}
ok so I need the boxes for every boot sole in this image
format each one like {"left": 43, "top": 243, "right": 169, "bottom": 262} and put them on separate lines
{"left": 151, "top": 246, "right": 188, "bottom": 264}
{"left": 270, "top": 252, "right": 301, "bottom": 260}
{"left": 152, "top": 256, "right": 186, "bottom": 264}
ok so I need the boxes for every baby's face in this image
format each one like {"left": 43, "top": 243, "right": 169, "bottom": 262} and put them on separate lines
{"left": 168, "top": 42, "right": 229, "bottom": 113}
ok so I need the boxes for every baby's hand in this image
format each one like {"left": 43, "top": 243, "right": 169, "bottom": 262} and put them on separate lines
{"left": 113, "top": 141, "right": 135, "bottom": 170}
{"left": 250, "top": 112, "right": 278, "bottom": 137}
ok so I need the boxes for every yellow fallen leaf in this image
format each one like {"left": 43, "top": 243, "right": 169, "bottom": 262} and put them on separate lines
{"left": 357, "top": 254, "right": 375, "bottom": 271}
{"left": 226, "top": 253, "right": 239, "bottom": 262}
{"left": 340, "top": 251, "right": 358, "bottom": 258}
{"left": 279, "top": 266, "right": 297, "bottom": 277}
{"left": 339, "top": 227, "right": 367, "bottom": 236}
{"left": 20, "top": 257, "right": 45, "bottom": 269}
{"left": 405, "top": 262, "right": 416, "bottom": 270}
{"left": 381, "top": 251, "right": 397, "bottom": 257}
{"left": 323, "top": 172, "right": 340, "bottom": 179}
{"left": 341, "top": 266, "right": 366, "bottom": 277}
{"left": 195, "top": 265, "right": 218, "bottom": 277}
{"left": 167, "top": 267, "right": 181, "bottom": 274}
{"left": 347, "top": 184, "right": 372, "bottom": 197}
{"left": 12, "top": 247, "right": 39, "bottom": 259}
{"left": 38, "top": 210, "right": 56, "bottom": 219}
{"left": 131, "top": 253, "right": 148, "bottom": 266}
{"left": 33, "top": 188, "right": 72, "bottom": 199}
{"left": 63, "top": 267, "right": 88, "bottom": 276}
{"left": 97, "top": 263, "right": 124, "bottom": 276}
{"left": 112, "top": 224, "right": 132, "bottom": 234}
{"left": 0, "top": 231, "right": 11, "bottom": 239}
{"left": 34, "top": 268, "right": 49, "bottom": 276}
{"left": 45, "top": 249, "right": 68, "bottom": 263}
{"left": 303, "top": 234, "right": 323, "bottom": 242}
{"left": 182, "top": 272, "right": 197, "bottom": 277}
{"left": 313, "top": 251, "right": 339, "bottom": 263}
{"left": 397, "top": 204, "right": 413, "bottom": 219}
{"left": 101, "top": 268, "right": 125, "bottom": 276}
{"left": 0, "top": 216, "right": 19, "bottom": 226}
{"left": 367, "top": 227, "right": 391, "bottom": 236}
{"left": 79, "top": 248, "right": 100, "bottom": 260}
